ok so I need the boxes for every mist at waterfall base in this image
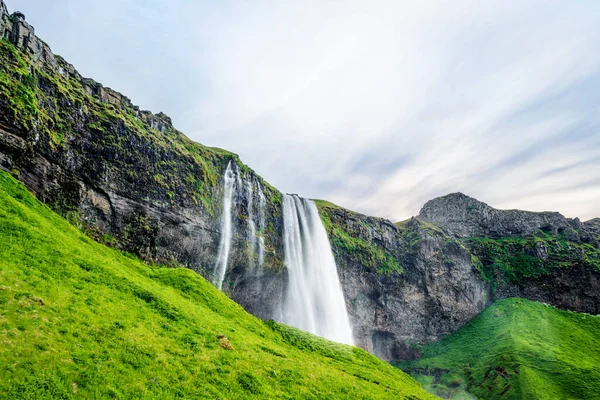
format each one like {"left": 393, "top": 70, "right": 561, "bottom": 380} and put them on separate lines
{"left": 279, "top": 195, "right": 354, "bottom": 345}
{"left": 212, "top": 165, "right": 354, "bottom": 345}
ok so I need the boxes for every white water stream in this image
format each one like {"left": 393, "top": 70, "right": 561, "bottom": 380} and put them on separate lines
{"left": 213, "top": 161, "right": 236, "bottom": 290}
{"left": 280, "top": 194, "right": 354, "bottom": 345}
{"left": 246, "top": 180, "right": 257, "bottom": 269}
{"left": 257, "top": 182, "right": 267, "bottom": 269}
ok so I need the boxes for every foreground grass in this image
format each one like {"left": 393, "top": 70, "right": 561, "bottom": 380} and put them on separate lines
{"left": 0, "top": 170, "right": 434, "bottom": 399}
{"left": 400, "top": 298, "right": 600, "bottom": 399}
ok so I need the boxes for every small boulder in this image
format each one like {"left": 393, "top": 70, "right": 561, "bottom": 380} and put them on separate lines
{"left": 217, "top": 334, "right": 234, "bottom": 350}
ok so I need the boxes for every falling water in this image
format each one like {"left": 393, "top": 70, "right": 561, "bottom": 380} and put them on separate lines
{"left": 246, "top": 180, "right": 257, "bottom": 268}
{"left": 280, "top": 194, "right": 354, "bottom": 345}
{"left": 257, "top": 182, "right": 267, "bottom": 268}
{"left": 213, "top": 161, "right": 236, "bottom": 290}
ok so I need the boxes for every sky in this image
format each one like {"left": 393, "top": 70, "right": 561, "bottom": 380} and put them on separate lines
{"left": 11, "top": 0, "right": 600, "bottom": 221}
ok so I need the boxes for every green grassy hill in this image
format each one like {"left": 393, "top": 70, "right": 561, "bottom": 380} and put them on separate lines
{"left": 400, "top": 298, "right": 600, "bottom": 400}
{"left": 0, "top": 169, "right": 434, "bottom": 399}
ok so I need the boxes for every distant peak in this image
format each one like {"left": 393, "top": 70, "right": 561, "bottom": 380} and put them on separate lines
{"left": 419, "top": 192, "right": 490, "bottom": 216}
{"left": 417, "top": 192, "right": 580, "bottom": 238}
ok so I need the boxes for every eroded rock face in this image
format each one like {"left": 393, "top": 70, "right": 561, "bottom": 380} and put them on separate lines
{"left": 0, "top": 0, "right": 287, "bottom": 320}
{"left": 316, "top": 192, "right": 599, "bottom": 360}
{"left": 320, "top": 206, "right": 492, "bottom": 361}
{"left": 418, "top": 192, "right": 600, "bottom": 316}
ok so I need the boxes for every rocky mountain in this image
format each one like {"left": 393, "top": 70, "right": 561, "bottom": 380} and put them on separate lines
{"left": 316, "top": 201, "right": 491, "bottom": 360}
{"left": 420, "top": 192, "right": 596, "bottom": 242}
{"left": 0, "top": 0, "right": 598, "bottom": 365}
{"left": 419, "top": 193, "right": 600, "bottom": 314}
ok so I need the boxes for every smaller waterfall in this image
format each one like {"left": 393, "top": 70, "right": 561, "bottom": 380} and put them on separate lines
{"left": 213, "top": 161, "right": 237, "bottom": 290}
{"left": 280, "top": 194, "right": 354, "bottom": 345}
{"left": 257, "top": 182, "right": 267, "bottom": 268}
{"left": 246, "top": 180, "right": 257, "bottom": 268}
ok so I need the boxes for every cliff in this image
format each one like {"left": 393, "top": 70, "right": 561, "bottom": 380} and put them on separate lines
{"left": 419, "top": 193, "right": 600, "bottom": 314}
{"left": 0, "top": 0, "right": 598, "bottom": 365}
{"left": 315, "top": 201, "right": 491, "bottom": 360}
{"left": 0, "top": 0, "right": 287, "bottom": 320}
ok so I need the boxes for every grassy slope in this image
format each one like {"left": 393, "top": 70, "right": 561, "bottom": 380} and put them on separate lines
{"left": 0, "top": 170, "right": 434, "bottom": 399}
{"left": 399, "top": 298, "right": 600, "bottom": 400}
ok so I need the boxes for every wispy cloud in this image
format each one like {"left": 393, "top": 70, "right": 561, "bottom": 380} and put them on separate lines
{"left": 14, "top": 0, "right": 600, "bottom": 220}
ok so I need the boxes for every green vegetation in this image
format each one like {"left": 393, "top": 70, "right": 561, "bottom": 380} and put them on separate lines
{"left": 317, "top": 203, "right": 403, "bottom": 275}
{"left": 463, "top": 231, "right": 600, "bottom": 285}
{"left": 394, "top": 220, "right": 422, "bottom": 256}
{"left": 0, "top": 39, "right": 39, "bottom": 130}
{"left": 399, "top": 298, "right": 600, "bottom": 399}
{"left": 313, "top": 199, "right": 346, "bottom": 211}
{"left": 0, "top": 170, "right": 432, "bottom": 399}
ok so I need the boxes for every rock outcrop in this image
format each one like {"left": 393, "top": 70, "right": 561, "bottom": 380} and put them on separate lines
{"left": 420, "top": 192, "right": 593, "bottom": 242}
{"left": 0, "top": 0, "right": 287, "bottom": 321}
{"left": 419, "top": 193, "right": 600, "bottom": 315}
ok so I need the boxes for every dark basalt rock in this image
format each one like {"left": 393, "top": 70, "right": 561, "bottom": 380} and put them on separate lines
{"left": 0, "top": 0, "right": 287, "bottom": 320}
{"left": 418, "top": 192, "right": 600, "bottom": 315}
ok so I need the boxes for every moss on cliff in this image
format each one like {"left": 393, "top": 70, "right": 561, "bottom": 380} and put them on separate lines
{"left": 0, "top": 40, "right": 39, "bottom": 129}
{"left": 0, "top": 37, "right": 267, "bottom": 215}
{"left": 0, "top": 36, "right": 283, "bottom": 267}
{"left": 463, "top": 231, "right": 600, "bottom": 284}
{"left": 316, "top": 201, "right": 403, "bottom": 275}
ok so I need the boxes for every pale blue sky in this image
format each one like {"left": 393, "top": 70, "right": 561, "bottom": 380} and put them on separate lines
{"left": 11, "top": 0, "right": 600, "bottom": 220}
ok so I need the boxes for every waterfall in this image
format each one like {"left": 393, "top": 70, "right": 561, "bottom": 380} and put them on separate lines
{"left": 257, "top": 182, "right": 267, "bottom": 269}
{"left": 246, "top": 180, "right": 256, "bottom": 268}
{"left": 280, "top": 194, "right": 354, "bottom": 345}
{"left": 213, "top": 161, "right": 236, "bottom": 290}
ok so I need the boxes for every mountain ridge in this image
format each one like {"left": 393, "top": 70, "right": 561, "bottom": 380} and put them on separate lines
{"left": 419, "top": 191, "right": 597, "bottom": 241}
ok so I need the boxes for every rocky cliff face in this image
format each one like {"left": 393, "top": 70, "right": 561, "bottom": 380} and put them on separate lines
{"left": 317, "top": 202, "right": 491, "bottom": 360}
{"left": 317, "top": 193, "right": 600, "bottom": 360}
{"left": 419, "top": 193, "right": 600, "bottom": 315}
{"left": 0, "top": 0, "right": 287, "bottom": 319}
{"left": 0, "top": 0, "right": 598, "bottom": 364}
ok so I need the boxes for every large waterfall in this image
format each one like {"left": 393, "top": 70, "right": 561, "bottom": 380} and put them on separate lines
{"left": 213, "top": 161, "right": 236, "bottom": 290}
{"left": 280, "top": 194, "right": 354, "bottom": 345}
{"left": 212, "top": 166, "right": 352, "bottom": 345}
